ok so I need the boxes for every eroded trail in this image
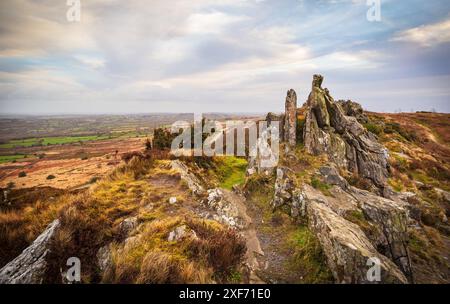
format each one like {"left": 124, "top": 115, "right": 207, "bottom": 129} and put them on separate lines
{"left": 221, "top": 189, "right": 265, "bottom": 284}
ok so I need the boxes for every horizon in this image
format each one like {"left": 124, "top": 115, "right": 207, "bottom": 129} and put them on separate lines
{"left": 0, "top": 1, "right": 449, "bottom": 114}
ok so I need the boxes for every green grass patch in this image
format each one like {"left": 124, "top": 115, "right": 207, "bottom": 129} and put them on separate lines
{"left": 0, "top": 154, "right": 27, "bottom": 163}
{"left": 214, "top": 157, "right": 248, "bottom": 190}
{"left": 0, "top": 131, "right": 148, "bottom": 149}
{"left": 310, "top": 176, "right": 332, "bottom": 196}
{"left": 285, "top": 226, "right": 333, "bottom": 283}
{"left": 0, "top": 135, "right": 110, "bottom": 148}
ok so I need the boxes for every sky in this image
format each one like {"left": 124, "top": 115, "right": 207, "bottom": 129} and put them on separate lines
{"left": 0, "top": 0, "right": 449, "bottom": 115}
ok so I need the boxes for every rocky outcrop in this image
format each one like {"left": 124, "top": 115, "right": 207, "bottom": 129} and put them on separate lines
{"left": 319, "top": 166, "right": 349, "bottom": 190}
{"left": 0, "top": 220, "right": 60, "bottom": 284}
{"left": 337, "top": 100, "right": 368, "bottom": 124}
{"left": 171, "top": 160, "right": 205, "bottom": 195}
{"left": 247, "top": 123, "right": 279, "bottom": 175}
{"left": 351, "top": 188, "right": 413, "bottom": 281}
{"left": 202, "top": 188, "right": 243, "bottom": 228}
{"left": 118, "top": 217, "right": 138, "bottom": 238}
{"left": 306, "top": 200, "right": 407, "bottom": 283}
{"left": 270, "top": 163, "right": 413, "bottom": 282}
{"left": 266, "top": 112, "right": 285, "bottom": 142}
{"left": 284, "top": 89, "right": 297, "bottom": 147}
{"left": 303, "top": 75, "right": 389, "bottom": 190}
{"left": 272, "top": 167, "right": 305, "bottom": 219}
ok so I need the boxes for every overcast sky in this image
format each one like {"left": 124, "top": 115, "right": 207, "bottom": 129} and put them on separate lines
{"left": 0, "top": 0, "right": 449, "bottom": 114}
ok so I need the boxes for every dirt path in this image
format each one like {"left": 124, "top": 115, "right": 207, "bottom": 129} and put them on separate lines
{"left": 241, "top": 191, "right": 315, "bottom": 283}
{"left": 221, "top": 189, "right": 265, "bottom": 284}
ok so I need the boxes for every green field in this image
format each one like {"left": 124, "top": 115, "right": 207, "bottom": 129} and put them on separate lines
{"left": 0, "top": 136, "right": 109, "bottom": 149}
{"left": 0, "top": 132, "right": 148, "bottom": 149}
{"left": 0, "top": 155, "right": 28, "bottom": 164}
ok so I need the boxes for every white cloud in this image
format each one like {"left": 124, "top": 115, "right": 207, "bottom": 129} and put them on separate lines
{"left": 391, "top": 17, "right": 450, "bottom": 47}
{"left": 185, "top": 11, "right": 249, "bottom": 35}
{"left": 74, "top": 55, "right": 105, "bottom": 69}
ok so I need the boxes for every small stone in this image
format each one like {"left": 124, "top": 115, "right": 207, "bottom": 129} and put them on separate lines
{"left": 118, "top": 217, "right": 138, "bottom": 237}
{"left": 169, "top": 197, "right": 177, "bottom": 204}
{"left": 167, "top": 225, "right": 197, "bottom": 242}
{"left": 247, "top": 168, "right": 256, "bottom": 176}
{"left": 168, "top": 225, "right": 186, "bottom": 242}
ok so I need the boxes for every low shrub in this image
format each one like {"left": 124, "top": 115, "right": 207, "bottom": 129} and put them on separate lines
{"left": 364, "top": 123, "right": 383, "bottom": 136}
{"left": 45, "top": 194, "right": 113, "bottom": 283}
{"left": 310, "top": 176, "right": 332, "bottom": 196}
{"left": 187, "top": 220, "right": 246, "bottom": 281}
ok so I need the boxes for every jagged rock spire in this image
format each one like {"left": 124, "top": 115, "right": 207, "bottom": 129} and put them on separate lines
{"left": 284, "top": 89, "right": 297, "bottom": 147}
{"left": 303, "top": 75, "right": 389, "bottom": 190}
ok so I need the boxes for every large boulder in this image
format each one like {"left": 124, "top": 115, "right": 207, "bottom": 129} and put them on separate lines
{"left": 303, "top": 75, "right": 389, "bottom": 189}
{"left": 351, "top": 187, "right": 413, "bottom": 281}
{"left": 0, "top": 220, "right": 60, "bottom": 284}
{"left": 204, "top": 188, "right": 243, "bottom": 228}
{"left": 306, "top": 200, "right": 408, "bottom": 283}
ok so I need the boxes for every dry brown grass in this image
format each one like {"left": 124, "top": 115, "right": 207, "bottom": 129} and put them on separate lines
{"left": 45, "top": 193, "right": 113, "bottom": 283}
{"left": 136, "top": 250, "right": 211, "bottom": 284}
{"left": 2, "top": 151, "right": 246, "bottom": 284}
{"left": 187, "top": 219, "right": 246, "bottom": 281}
{"left": 107, "top": 215, "right": 246, "bottom": 284}
{"left": 0, "top": 188, "right": 70, "bottom": 267}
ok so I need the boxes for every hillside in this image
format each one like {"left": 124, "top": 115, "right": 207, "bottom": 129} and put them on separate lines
{"left": 0, "top": 76, "right": 448, "bottom": 284}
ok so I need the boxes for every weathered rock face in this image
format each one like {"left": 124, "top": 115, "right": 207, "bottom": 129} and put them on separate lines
{"left": 270, "top": 162, "right": 413, "bottom": 283}
{"left": 272, "top": 167, "right": 305, "bottom": 219}
{"left": 171, "top": 160, "right": 205, "bottom": 195}
{"left": 351, "top": 188, "right": 413, "bottom": 281}
{"left": 306, "top": 200, "right": 408, "bottom": 284}
{"left": 303, "top": 75, "right": 389, "bottom": 189}
{"left": 0, "top": 220, "right": 60, "bottom": 284}
{"left": 203, "top": 188, "right": 243, "bottom": 228}
{"left": 284, "top": 89, "right": 297, "bottom": 147}
{"left": 337, "top": 100, "right": 368, "bottom": 124}
{"left": 247, "top": 124, "right": 279, "bottom": 176}
{"left": 266, "top": 112, "right": 285, "bottom": 142}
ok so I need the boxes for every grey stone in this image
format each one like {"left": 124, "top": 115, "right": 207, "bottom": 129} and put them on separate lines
{"left": 303, "top": 75, "right": 389, "bottom": 189}
{"left": 0, "top": 220, "right": 60, "bottom": 284}
{"left": 284, "top": 89, "right": 297, "bottom": 147}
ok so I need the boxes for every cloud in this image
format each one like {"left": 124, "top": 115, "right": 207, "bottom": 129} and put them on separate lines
{"left": 74, "top": 55, "right": 105, "bottom": 69}
{"left": 391, "top": 16, "right": 450, "bottom": 47}
{"left": 0, "top": 0, "right": 449, "bottom": 114}
{"left": 185, "top": 11, "right": 249, "bottom": 35}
